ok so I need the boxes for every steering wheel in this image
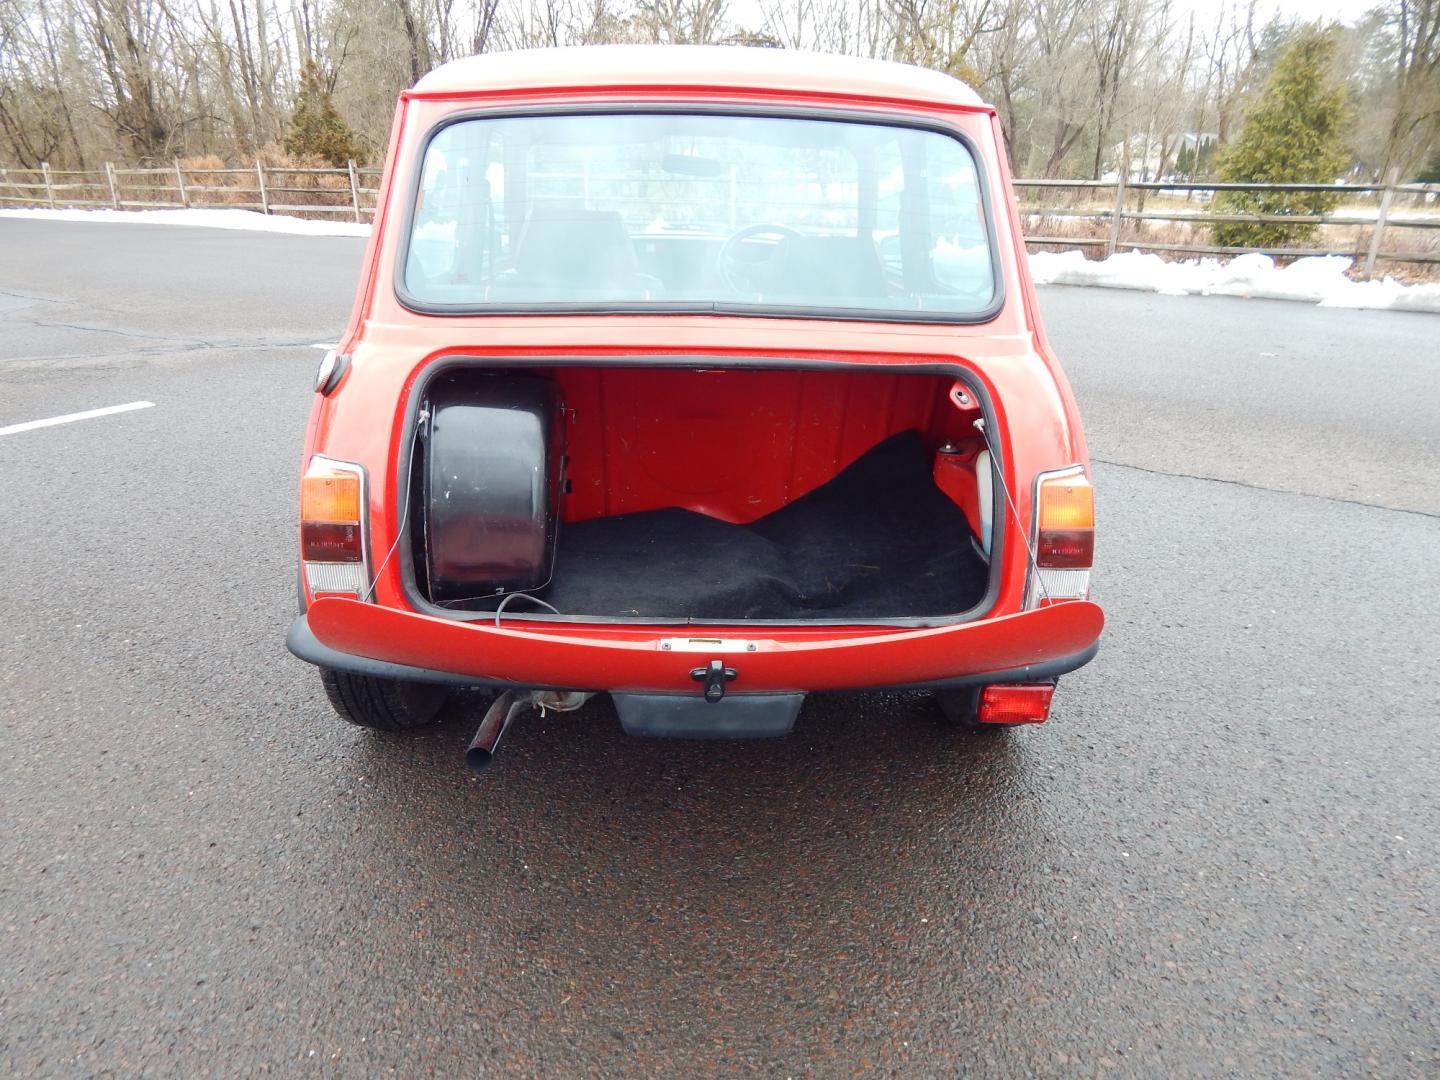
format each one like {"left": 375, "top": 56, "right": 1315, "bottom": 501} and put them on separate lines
{"left": 717, "top": 223, "right": 802, "bottom": 296}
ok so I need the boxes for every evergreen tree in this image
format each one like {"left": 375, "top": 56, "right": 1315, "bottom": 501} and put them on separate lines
{"left": 1211, "top": 27, "right": 1351, "bottom": 249}
{"left": 1174, "top": 138, "right": 1217, "bottom": 180}
{"left": 1416, "top": 145, "right": 1440, "bottom": 184}
{"left": 284, "top": 61, "right": 362, "bottom": 167}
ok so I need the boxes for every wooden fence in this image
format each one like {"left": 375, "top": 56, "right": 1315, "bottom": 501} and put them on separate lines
{"left": 2, "top": 160, "right": 1437, "bottom": 276}
{"left": 0, "top": 160, "right": 382, "bottom": 222}
{"left": 1015, "top": 171, "right": 1440, "bottom": 276}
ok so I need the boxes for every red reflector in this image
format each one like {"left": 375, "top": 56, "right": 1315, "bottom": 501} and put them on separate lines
{"left": 301, "top": 521, "right": 363, "bottom": 562}
{"left": 978, "top": 683, "right": 1055, "bottom": 725}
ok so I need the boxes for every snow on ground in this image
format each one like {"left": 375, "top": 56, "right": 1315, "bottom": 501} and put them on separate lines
{"left": 0, "top": 207, "right": 371, "bottom": 237}
{"left": 1019, "top": 207, "right": 1440, "bottom": 224}
{"left": 1028, "top": 250, "right": 1440, "bottom": 313}
{"left": 3, "top": 206, "right": 1436, "bottom": 312}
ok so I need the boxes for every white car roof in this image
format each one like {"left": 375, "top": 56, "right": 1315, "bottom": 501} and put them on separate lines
{"left": 413, "top": 45, "right": 986, "bottom": 109}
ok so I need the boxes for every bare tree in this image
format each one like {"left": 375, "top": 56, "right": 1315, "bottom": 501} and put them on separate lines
{"left": 0, "top": 0, "right": 1424, "bottom": 188}
{"left": 1199, "top": 0, "right": 1260, "bottom": 148}
{"left": 635, "top": 0, "right": 729, "bottom": 44}
{"left": 1379, "top": 0, "right": 1440, "bottom": 177}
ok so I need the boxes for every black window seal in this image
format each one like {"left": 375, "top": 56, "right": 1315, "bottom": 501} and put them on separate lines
{"left": 391, "top": 102, "right": 1007, "bottom": 326}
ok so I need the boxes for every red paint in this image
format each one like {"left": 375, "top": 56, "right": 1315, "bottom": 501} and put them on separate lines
{"left": 931, "top": 442, "right": 984, "bottom": 540}
{"left": 535, "top": 366, "right": 980, "bottom": 524}
{"left": 308, "top": 596, "right": 1103, "bottom": 693}
{"left": 299, "top": 48, "right": 1103, "bottom": 697}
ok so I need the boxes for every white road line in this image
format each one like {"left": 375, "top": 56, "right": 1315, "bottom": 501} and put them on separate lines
{"left": 0, "top": 400, "right": 155, "bottom": 438}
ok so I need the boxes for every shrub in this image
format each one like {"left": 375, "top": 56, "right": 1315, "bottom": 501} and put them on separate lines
{"left": 180, "top": 154, "right": 250, "bottom": 206}
{"left": 1211, "top": 27, "right": 1351, "bottom": 249}
{"left": 284, "top": 61, "right": 362, "bottom": 167}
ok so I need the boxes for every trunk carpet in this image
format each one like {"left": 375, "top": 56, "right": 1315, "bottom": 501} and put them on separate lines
{"left": 525, "top": 430, "right": 989, "bottom": 621}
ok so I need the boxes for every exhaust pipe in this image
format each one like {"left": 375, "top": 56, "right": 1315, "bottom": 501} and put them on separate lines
{"left": 464, "top": 690, "right": 593, "bottom": 774}
{"left": 466, "top": 691, "right": 525, "bottom": 773}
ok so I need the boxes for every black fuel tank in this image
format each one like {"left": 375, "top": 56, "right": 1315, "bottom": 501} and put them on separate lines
{"left": 422, "top": 373, "right": 563, "bottom": 602}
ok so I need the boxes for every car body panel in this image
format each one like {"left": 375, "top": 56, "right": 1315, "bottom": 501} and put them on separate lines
{"left": 296, "top": 45, "right": 1102, "bottom": 697}
{"left": 306, "top": 595, "right": 1103, "bottom": 693}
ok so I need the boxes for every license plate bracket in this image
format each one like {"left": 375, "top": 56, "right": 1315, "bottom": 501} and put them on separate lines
{"left": 612, "top": 692, "right": 803, "bottom": 739}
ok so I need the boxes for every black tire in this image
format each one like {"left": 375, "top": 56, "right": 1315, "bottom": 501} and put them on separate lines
{"left": 319, "top": 667, "right": 451, "bottom": 731}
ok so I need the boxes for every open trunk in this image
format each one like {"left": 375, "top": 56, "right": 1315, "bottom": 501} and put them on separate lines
{"left": 408, "top": 364, "right": 998, "bottom": 625}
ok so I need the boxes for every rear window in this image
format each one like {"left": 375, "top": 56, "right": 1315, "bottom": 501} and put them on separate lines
{"left": 402, "top": 112, "right": 997, "bottom": 320}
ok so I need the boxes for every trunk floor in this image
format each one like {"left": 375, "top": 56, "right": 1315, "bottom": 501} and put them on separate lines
{"left": 529, "top": 430, "right": 989, "bottom": 621}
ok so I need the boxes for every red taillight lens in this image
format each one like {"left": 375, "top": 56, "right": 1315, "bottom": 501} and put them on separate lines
{"left": 1036, "top": 472, "right": 1094, "bottom": 568}
{"left": 1037, "top": 529, "right": 1094, "bottom": 567}
{"left": 301, "top": 521, "right": 363, "bottom": 562}
{"left": 977, "top": 683, "right": 1055, "bottom": 725}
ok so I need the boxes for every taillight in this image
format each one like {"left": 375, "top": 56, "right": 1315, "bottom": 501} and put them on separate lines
{"left": 1036, "top": 470, "right": 1093, "bottom": 568}
{"left": 300, "top": 458, "right": 368, "bottom": 597}
{"left": 301, "top": 521, "right": 362, "bottom": 562}
{"left": 977, "top": 683, "right": 1055, "bottom": 724}
{"left": 1027, "top": 468, "right": 1093, "bottom": 607}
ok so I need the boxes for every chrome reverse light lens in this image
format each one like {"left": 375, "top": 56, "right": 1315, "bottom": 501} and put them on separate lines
{"left": 1027, "top": 567, "right": 1092, "bottom": 607}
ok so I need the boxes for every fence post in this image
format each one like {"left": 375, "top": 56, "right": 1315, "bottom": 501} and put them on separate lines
{"left": 41, "top": 162, "right": 55, "bottom": 208}
{"left": 105, "top": 161, "right": 120, "bottom": 209}
{"left": 1362, "top": 166, "right": 1400, "bottom": 280}
{"left": 346, "top": 159, "right": 361, "bottom": 223}
{"left": 174, "top": 158, "right": 189, "bottom": 207}
{"left": 255, "top": 158, "right": 270, "bottom": 214}
{"left": 1106, "top": 167, "right": 1127, "bottom": 258}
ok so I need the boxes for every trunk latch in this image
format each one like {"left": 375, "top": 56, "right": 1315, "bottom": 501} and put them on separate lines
{"left": 690, "top": 660, "right": 738, "bottom": 702}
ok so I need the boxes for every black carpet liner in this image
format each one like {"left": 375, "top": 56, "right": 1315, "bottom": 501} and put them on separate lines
{"left": 527, "top": 430, "right": 987, "bottom": 620}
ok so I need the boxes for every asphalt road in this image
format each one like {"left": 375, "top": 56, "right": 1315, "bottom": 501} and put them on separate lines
{"left": 2, "top": 218, "right": 1436, "bottom": 1077}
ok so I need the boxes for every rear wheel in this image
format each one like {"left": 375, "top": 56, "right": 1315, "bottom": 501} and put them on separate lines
{"left": 319, "top": 667, "right": 451, "bottom": 731}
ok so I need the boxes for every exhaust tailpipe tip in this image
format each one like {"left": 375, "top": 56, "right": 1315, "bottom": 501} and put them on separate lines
{"left": 464, "top": 744, "right": 501, "bottom": 773}
{"left": 466, "top": 691, "right": 523, "bottom": 774}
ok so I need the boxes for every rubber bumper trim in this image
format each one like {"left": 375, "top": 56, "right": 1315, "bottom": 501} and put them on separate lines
{"left": 287, "top": 614, "right": 516, "bottom": 689}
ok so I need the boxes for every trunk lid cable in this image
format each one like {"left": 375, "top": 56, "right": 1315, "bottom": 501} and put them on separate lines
{"left": 972, "top": 417, "right": 1051, "bottom": 606}
{"left": 363, "top": 408, "right": 429, "bottom": 603}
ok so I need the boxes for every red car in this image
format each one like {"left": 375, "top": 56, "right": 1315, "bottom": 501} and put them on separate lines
{"left": 287, "top": 45, "right": 1103, "bottom": 769}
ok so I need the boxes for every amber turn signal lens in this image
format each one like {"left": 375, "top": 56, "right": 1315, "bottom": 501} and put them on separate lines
{"left": 301, "top": 466, "right": 361, "bottom": 524}
{"left": 1038, "top": 473, "right": 1094, "bottom": 530}
{"left": 1036, "top": 472, "right": 1093, "bottom": 568}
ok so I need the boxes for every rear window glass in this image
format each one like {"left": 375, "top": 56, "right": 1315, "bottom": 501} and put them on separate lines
{"left": 403, "top": 112, "right": 996, "bottom": 319}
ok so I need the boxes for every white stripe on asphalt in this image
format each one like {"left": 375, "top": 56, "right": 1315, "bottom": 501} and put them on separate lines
{"left": 0, "top": 400, "right": 155, "bottom": 438}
